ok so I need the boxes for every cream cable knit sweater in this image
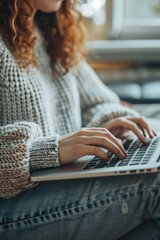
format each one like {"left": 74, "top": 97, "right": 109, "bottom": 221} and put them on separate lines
{"left": 0, "top": 35, "right": 138, "bottom": 198}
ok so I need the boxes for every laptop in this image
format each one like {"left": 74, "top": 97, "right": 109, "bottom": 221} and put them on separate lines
{"left": 30, "top": 135, "right": 160, "bottom": 182}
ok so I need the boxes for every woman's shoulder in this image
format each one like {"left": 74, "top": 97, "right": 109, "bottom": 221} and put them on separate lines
{"left": 0, "top": 35, "right": 27, "bottom": 87}
{"left": 0, "top": 35, "right": 29, "bottom": 74}
{"left": 0, "top": 34, "right": 22, "bottom": 66}
{"left": 0, "top": 35, "right": 8, "bottom": 58}
{"left": 0, "top": 35, "right": 17, "bottom": 70}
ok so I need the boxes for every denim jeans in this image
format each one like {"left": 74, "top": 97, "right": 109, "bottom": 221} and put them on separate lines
{"left": 0, "top": 174, "right": 160, "bottom": 240}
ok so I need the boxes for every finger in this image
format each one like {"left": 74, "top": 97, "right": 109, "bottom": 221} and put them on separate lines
{"left": 78, "top": 145, "right": 111, "bottom": 161}
{"left": 58, "top": 128, "right": 107, "bottom": 143}
{"left": 116, "top": 129, "right": 131, "bottom": 139}
{"left": 102, "top": 117, "right": 147, "bottom": 142}
{"left": 152, "top": 129, "right": 157, "bottom": 136}
{"left": 78, "top": 136, "right": 125, "bottom": 159}
{"left": 129, "top": 117, "right": 154, "bottom": 138}
{"left": 76, "top": 130, "right": 126, "bottom": 156}
{"left": 59, "top": 128, "right": 108, "bottom": 140}
{"left": 102, "top": 131, "right": 127, "bottom": 156}
{"left": 138, "top": 124, "right": 146, "bottom": 137}
{"left": 92, "top": 130, "right": 127, "bottom": 155}
{"left": 117, "top": 119, "right": 147, "bottom": 143}
{"left": 83, "top": 127, "right": 109, "bottom": 132}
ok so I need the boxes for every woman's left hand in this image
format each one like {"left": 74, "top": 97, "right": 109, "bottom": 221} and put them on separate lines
{"left": 102, "top": 116, "right": 157, "bottom": 143}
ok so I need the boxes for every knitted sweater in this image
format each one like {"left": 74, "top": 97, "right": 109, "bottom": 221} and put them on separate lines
{"left": 0, "top": 35, "right": 138, "bottom": 198}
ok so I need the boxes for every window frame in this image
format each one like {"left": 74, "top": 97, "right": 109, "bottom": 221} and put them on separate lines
{"left": 107, "top": 0, "right": 160, "bottom": 39}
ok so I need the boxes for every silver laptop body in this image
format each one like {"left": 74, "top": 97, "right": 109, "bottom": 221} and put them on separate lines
{"left": 30, "top": 136, "right": 160, "bottom": 182}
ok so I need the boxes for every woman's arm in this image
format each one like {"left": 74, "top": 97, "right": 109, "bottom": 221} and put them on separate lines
{"left": 0, "top": 122, "right": 60, "bottom": 198}
{"left": 0, "top": 41, "right": 61, "bottom": 198}
{"left": 73, "top": 61, "right": 139, "bottom": 127}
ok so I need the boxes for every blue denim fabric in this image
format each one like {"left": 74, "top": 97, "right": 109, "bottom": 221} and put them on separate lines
{"left": 0, "top": 174, "right": 160, "bottom": 240}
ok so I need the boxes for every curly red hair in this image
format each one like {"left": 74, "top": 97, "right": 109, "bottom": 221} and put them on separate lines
{"left": 0, "top": 0, "right": 87, "bottom": 72}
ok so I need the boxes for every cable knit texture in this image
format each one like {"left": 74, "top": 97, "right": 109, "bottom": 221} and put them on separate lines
{"left": 0, "top": 34, "right": 138, "bottom": 198}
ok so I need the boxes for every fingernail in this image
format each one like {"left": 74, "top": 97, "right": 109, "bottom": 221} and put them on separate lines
{"left": 150, "top": 131, "right": 154, "bottom": 138}
{"left": 123, "top": 150, "right": 127, "bottom": 156}
{"left": 142, "top": 137, "right": 147, "bottom": 143}
{"left": 122, "top": 150, "right": 126, "bottom": 156}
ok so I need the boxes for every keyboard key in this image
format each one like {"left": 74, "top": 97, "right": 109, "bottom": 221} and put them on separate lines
{"left": 83, "top": 137, "right": 160, "bottom": 170}
{"left": 96, "top": 161, "right": 108, "bottom": 168}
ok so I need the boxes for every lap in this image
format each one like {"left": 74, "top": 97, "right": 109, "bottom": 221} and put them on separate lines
{"left": 0, "top": 173, "right": 160, "bottom": 240}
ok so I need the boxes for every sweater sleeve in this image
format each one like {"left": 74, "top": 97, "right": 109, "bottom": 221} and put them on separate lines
{"left": 0, "top": 122, "right": 60, "bottom": 198}
{"left": 0, "top": 39, "right": 60, "bottom": 198}
{"left": 73, "top": 61, "right": 139, "bottom": 127}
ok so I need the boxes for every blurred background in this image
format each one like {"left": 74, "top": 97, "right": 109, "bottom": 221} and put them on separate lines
{"left": 76, "top": 0, "right": 160, "bottom": 121}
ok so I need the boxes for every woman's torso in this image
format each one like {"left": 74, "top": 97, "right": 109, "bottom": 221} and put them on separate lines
{"left": 0, "top": 35, "right": 82, "bottom": 136}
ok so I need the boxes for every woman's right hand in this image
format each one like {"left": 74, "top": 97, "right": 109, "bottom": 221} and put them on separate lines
{"left": 58, "top": 128, "right": 127, "bottom": 165}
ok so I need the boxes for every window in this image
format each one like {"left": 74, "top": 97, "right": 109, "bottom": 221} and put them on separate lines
{"left": 77, "top": 1, "right": 160, "bottom": 104}
{"left": 77, "top": 0, "right": 160, "bottom": 62}
{"left": 78, "top": 0, "right": 160, "bottom": 40}
{"left": 107, "top": 0, "right": 160, "bottom": 39}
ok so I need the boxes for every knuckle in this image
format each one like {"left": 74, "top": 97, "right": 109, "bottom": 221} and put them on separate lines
{"left": 78, "top": 129, "right": 87, "bottom": 136}
{"left": 136, "top": 116, "right": 145, "bottom": 122}
{"left": 104, "top": 132, "right": 110, "bottom": 138}
{"left": 92, "top": 146, "right": 98, "bottom": 154}
{"left": 105, "top": 130, "right": 111, "bottom": 137}
{"left": 100, "top": 137, "right": 107, "bottom": 144}
{"left": 129, "top": 122, "right": 135, "bottom": 127}
{"left": 117, "top": 117, "right": 125, "bottom": 122}
{"left": 102, "top": 127, "right": 107, "bottom": 132}
{"left": 140, "top": 117, "right": 146, "bottom": 122}
{"left": 75, "top": 136, "right": 82, "bottom": 144}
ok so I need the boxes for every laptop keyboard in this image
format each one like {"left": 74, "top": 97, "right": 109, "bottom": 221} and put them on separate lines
{"left": 83, "top": 137, "right": 160, "bottom": 170}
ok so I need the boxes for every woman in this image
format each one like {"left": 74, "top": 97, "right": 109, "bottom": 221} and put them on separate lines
{"left": 0, "top": 0, "right": 160, "bottom": 239}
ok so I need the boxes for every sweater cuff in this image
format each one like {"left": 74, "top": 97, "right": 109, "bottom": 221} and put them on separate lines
{"left": 87, "top": 103, "right": 139, "bottom": 128}
{"left": 29, "top": 136, "right": 60, "bottom": 171}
